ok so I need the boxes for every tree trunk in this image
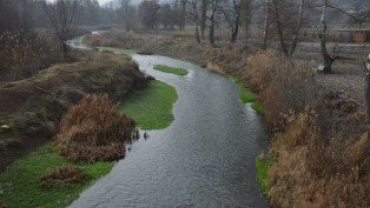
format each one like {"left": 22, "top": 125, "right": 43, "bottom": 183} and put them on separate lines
{"left": 209, "top": 16, "right": 215, "bottom": 45}
{"left": 201, "top": 0, "right": 208, "bottom": 39}
{"left": 366, "top": 55, "right": 370, "bottom": 122}
{"left": 289, "top": 0, "right": 305, "bottom": 58}
{"left": 230, "top": 9, "right": 240, "bottom": 43}
{"left": 243, "top": 0, "right": 252, "bottom": 50}
{"left": 231, "top": 24, "right": 239, "bottom": 43}
{"left": 263, "top": 0, "right": 270, "bottom": 50}
{"left": 195, "top": 24, "right": 201, "bottom": 43}
{"left": 180, "top": 0, "right": 186, "bottom": 30}
{"left": 272, "top": 0, "right": 289, "bottom": 57}
{"left": 319, "top": 0, "right": 334, "bottom": 74}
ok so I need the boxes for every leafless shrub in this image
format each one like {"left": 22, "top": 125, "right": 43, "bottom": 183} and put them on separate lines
{"left": 56, "top": 94, "right": 135, "bottom": 162}
{"left": 40, "top": 165, "right": 86, "bottom": 189}
{"left": 247, "top": 51, "right": 322, "bottom": 130}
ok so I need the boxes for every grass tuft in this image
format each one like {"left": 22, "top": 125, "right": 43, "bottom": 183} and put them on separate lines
{"left": 119, "top": 80, "right": 178, "bottom": 130}
{"left": 153, "top": 65, "right": 188, "bottom": 76}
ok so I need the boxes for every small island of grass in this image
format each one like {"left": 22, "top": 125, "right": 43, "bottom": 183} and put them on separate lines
{"left": 153, "top": 65, "right": 188, "bottom": 76}
{"left": 119, "top": 80, "right": 178, "bottom": 130}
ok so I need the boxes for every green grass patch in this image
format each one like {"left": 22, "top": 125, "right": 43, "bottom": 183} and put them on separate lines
{"left": 0, "top": 143, "right": 113, "bottom": 208}
{"left": 119, "top": 80, "right": 178, "bottom": 130}
{"left": 153, "top": 65, "right": 188, "bottom": 76}
{"left": 256, "top": 153, "right": 276, "bottom": 194}
{"left": 96, "top": 47, "right": 137, "bottom": 56}
{"left": 228, "top": 76, "right": 263, "bottom": 113}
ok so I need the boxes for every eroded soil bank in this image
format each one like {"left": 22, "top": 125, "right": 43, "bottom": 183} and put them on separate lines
{"left": 0, "top": 51, "right": 149, "bottom": 173}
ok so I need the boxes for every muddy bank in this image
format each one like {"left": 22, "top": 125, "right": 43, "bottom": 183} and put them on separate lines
{"left": 0, "top": 51, "right": 150, "bottom": 172}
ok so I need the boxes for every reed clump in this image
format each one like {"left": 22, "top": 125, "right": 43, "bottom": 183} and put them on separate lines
{"left": 56, "top": 94, "right": 135, "bottom": 162}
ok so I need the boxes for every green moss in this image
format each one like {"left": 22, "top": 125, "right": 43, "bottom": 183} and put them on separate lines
{"left": 256, "top": 153, "right": 276, "bottom": 194}
{"left": 119, "top": 80, "right": 178, "bottom": 130}
{"left": 96, "top": 47, "right": 137, "bottom": 56}
{"left": 153, "top": 65, "right": 188, "bottom": 76}
{"left": 228, "top": 76, "right": 263, "bottom": 113}
{"left": 0, "top": 143, "right": 113, "bottom": 208}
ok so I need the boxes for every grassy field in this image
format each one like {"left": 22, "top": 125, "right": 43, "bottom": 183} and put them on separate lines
{"left": 119, "top": 80, "right": 178, "bottom": 130}
{"left": 0, "top": 143, "right": 113, "bottom": 208}
{"left": 153, "top": 65, "right": 188, "bottom": 76}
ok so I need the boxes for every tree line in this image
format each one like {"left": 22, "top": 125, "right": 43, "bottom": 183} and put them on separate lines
{"left": 120, "top": 0, "right": 370, "bottom": 73}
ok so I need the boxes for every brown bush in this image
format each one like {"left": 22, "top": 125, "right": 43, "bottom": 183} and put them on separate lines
{"left": 206, "top": 62, "right": 226, "bottom": 75}
{"left": 0, "top": 32, "right": 64, "bottom": 81}
{"left": 247, "top": 51, "right": 322, "bottom": 131}
{"left": 56, "top": 94, "right": 135, "bottom": 162}
{"left": 268, "top": 106, "right": 370, "bottom": 208}
{"left": 40, "top": 165, "right": 86, "bottom": 189}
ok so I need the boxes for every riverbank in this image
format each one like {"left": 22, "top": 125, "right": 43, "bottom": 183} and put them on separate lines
{"left": 85, "top": 30, "right": 369, "bottom": 208}
{"left": 0, "top": 50, "right": 178, "bottom": 208}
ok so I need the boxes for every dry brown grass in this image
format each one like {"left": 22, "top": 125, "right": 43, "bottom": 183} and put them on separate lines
{"left": 206, "top": 62, "right": 226, "bottom": 75}
{"left": 246, "top": 51, "right": 369, "bottom": 208}
{"left": 269, "top": 109, "right": 369, "bottom": 208}
{"left": 56, "top": 94, "right": 135, "bottom": 162}
{"left": 247, "top": 51, "right": 321, "bottom": 131}
{"left": 40, "top": 165, "right": 86, "bottom": 189}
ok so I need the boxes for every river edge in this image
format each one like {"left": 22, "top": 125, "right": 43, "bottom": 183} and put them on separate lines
{"left": 93, "top": 44, "right": 270, "bottom": 201}
{"left": 0, "top": 49, "right": 178, "bottom": 208}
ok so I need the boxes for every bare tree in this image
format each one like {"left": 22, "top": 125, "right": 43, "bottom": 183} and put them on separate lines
{"left": 317, "top": 0, "right": 335, "bottom": 73}
{"left": 318, "top": 0, "right": 370, "bottom": 73}
{"left": 262, "top": 0, "right": 270, "bottom": 49}
{"left": 44, "top": 0, "right": 79, "bottom": 58}
{"left": 221, "top": 0, "right": 242, "bottom": 43}
{"left": 119, "top": 0, "right": 133, "bottom": 31}
{"left": 188, "top": 0, "right": 201, "bottom": 43}
{"left": 200, "top": 0, "right": 208, "bottom": 39}
{"left": 241, "top": 0, "right": 252, "bottom": 49}
{"left": 208, "top": 0, "right": 224, "bottom": 45}
{"left": 271, "top": 0, "right": 307, "bottom": 58}
{"left": 138, "top": 0, "right": 160, "bottom": 30}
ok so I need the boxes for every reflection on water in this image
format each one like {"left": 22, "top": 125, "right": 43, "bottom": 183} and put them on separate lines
{"left": 68, "top": 54, "right": 270, "bottom": 208}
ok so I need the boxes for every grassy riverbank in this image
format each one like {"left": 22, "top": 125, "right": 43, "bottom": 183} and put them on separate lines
{"left": 0, "top": 143, "right": 113, "bottom": 208}
{"left": 228, "top": 76, "right": 263, "bottom": 113}
{"left": 153, "top": 65, "right": 188, "bottom": 76}
{"left": 0, "top": 46, "right": 179, "bottom": 208}
{"left": 256, "top": 154, "right": 276, "bottom": 194}
{"left": 86, "top": 30, "right": 369, "bottom": 208}
{"left": 119, "top": 80, "right": 178, "bottom": 130}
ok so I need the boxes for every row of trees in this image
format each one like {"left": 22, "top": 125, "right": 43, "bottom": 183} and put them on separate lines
{"left": 123, "top": 0, "right": 369, "bottom": 73}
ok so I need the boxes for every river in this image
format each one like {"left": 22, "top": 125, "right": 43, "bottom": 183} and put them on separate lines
{"left": 67, "top": 39, "right": 270, "bottom": 208}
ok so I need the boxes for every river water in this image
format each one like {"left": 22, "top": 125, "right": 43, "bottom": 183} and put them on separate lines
{"left": 67, "top": 50, "right": 270, "bottom": 208}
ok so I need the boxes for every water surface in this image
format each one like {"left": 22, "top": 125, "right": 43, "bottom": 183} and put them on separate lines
{"left": 68, "top": 54, "right": 270, "bottom": 208}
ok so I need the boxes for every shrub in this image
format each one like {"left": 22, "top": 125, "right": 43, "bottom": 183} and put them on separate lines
{"left": 268, "top": 100, "right": 369, "bottom": 208}
{"left": 40, "top": 165, "right": 86, "bottom": 189}
{"left": 56, "top": 94, "right": 135, "bottom": 162}
{"left": 247, "top": 51, "right": 321, "bottom": 131}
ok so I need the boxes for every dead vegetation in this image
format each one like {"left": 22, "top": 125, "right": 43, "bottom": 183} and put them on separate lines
{"left": 246, "top": 52, "right": 369, "bottom": 208}
{"left": 0, "top": 52, "right": 149, "bottom": 172}
{"left": 40, "top": 165, "right": 87, "bottom": 189}
{"left": 85, "top": 30, "right": 369, "bottom": 208}
{"left": 56, "top": 95, "right": 135, "bottom": 162}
